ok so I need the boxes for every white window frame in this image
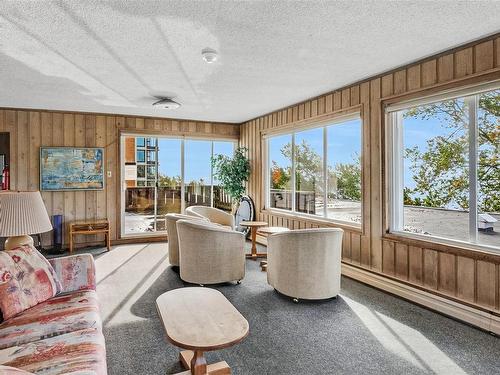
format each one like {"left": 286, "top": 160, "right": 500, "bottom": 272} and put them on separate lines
{"left": 264, "top": 113, "right": 363, "bottom": 227}
{"left": 120, "top": 134, "right": 236, "bottom": 238}
{"left": 386, "top": 81, "right": 500, "bottom": 252}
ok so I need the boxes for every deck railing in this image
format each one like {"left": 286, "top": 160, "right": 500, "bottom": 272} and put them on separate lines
{"left": 125, "top": 185, "right": 233, "bottom": 214}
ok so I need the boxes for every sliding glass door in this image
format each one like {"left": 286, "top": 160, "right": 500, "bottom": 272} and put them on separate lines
{"left": 213, "top": 141, "right": 235, "bottom": 211}
{"left": 121, "top": 135, "right": 235, "bottom": 236}
{"left": 184, "top": 140, "right": 212, "bottom": 209}
{"left": 156, "top": 139, "right": 182, "bottom": 231}
{"left": 123, "top": 137, "right": 158, "bottom": 235}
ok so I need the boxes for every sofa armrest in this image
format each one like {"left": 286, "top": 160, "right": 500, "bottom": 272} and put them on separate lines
{"left": 49, "top": 254, "right": 96, "bottom": 293}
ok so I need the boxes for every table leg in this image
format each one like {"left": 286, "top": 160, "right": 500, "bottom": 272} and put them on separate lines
{"left": 260, "top": 260, "right": 267, "bottom": 271}
{"left": 245, "top": 227, "right": 268, "bottom": 260}
{"left": 250, "top": 227, "right": 257, "bottom": 259}
{"left": 190, "top": 350, "right": 207, "bottom": 375}
{"left": 106, "top": 231, "right": 111, "bottom": 251}
{"left": 178, "top": 350, "right": 230, "bottom": 375}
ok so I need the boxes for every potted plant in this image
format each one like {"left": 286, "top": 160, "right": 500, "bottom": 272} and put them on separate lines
{"left": 211, "top": 146, "right": 251, "bottom": 213}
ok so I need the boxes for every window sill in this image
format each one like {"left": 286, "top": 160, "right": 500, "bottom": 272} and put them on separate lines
{"left": 384, "top": 231, "right": 500, "bottom": 261}
{"left": 120, "top": 231, "right": 168, "bottom": 239}
{"left": 262, "top": 208, "right": 362, "bottom": 232}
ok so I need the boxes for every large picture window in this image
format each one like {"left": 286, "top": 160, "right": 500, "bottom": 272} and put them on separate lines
{"left": 269, "top": 134, "right": 293, "bottom": 211}
{"left": 387, "top": 85, "right": 499, "bottom": 250}
{"left": 266, "top": 115, "right": 362, "bottom": 225}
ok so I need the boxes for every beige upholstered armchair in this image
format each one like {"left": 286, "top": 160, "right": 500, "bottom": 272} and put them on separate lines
{"left": 185, "top": 205, "right": 235, "bottom": 230}
{"left": 165, "top": 213, "right": 208, "bottom": 267}
{"left": 176, "top": 219, "right": 245, "bottom": 285}
{"left": 267, "top": 228, "right": 344, "bottom": 301}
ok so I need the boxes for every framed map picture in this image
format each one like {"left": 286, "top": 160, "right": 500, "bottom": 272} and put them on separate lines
{"left": 40, "top": 147, "right": 104, "bottom": 191}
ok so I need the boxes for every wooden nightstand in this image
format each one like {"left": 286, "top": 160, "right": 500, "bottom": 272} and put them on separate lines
{"left": 69, "top": 219, "right": 110, "bottom": 253}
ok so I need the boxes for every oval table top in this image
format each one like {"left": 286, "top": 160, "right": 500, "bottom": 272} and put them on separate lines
{"left": 156, "top": 287, "right": 249, "bottom": 351}
{"left": 257, "top": 226, "right": 291, "bottom": 235}
{"left": 239, "top": 221, "right": 268, "bottom": 227}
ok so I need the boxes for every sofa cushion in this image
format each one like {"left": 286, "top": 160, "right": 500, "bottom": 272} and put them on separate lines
{"left": 49, "top": 254, "right": 96, "bottom": 294}
{"left": 0, "top": 245, "right": 61, "bottom": 320}
{"left": 0, "top": 328, "right": 106, "bottom": 375}
{"left": 0, "top": 290, "right": 101, "bottom": 350}
{"left": 0, "top": 365, "right": 34, "bottom": 374}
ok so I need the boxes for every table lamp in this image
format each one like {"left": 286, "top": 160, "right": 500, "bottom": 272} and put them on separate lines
{"left": 0, "top": 191, "right": 53, "bottom": 250}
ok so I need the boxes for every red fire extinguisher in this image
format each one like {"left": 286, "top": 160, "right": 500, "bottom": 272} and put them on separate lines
{"left": 2, "top": 164, "right": 10, "bottom": 190}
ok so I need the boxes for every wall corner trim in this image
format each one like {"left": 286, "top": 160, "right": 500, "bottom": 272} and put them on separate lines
{"left": 342, "top": 263, "right": 500, "bottom": 335}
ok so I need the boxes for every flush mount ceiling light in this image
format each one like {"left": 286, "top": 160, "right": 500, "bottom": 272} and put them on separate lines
{"left": 201, "top": 47, "right": 218, "bottom": 63}
{"left": 152, "top": 97, "right": 181, "bottom": 109}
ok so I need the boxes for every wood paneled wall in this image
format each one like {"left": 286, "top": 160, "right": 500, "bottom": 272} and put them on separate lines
{"left": 240, "top": 35, "right": 500, "bottom": 314}
{"left": 0, "top": 110, "right": 239, "bottom": 248}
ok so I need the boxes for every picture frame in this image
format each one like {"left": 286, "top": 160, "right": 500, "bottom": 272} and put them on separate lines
{"left": 40, "top": 147, "right": 105, "bottom": 191}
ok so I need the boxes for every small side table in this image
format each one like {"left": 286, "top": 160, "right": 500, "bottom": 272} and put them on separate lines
{"left": 257, "top": 226, "right": 291, "bottom": 271}
{"left": 69, "top": 219, "right": 110, "bottom": 253}
{"left": 240, "top": 221, "right": 268, "bottom": 260}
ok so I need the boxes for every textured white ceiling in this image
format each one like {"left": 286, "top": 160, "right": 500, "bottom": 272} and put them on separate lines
{"left": 0, "top": 1, "right": 498, "bottom": 123}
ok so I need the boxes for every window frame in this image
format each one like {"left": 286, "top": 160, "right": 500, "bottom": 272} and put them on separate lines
{"left": 136, "top": 137, "right": 145, "bottom": 147}
{"left": 386, "top": 81, "right": 500, "bottom": 253}
{"left": 264, "top": 112, "right": 363, "bottom": 228}
{"left": 136, "top": 149, "right": 146, "bottom": 163}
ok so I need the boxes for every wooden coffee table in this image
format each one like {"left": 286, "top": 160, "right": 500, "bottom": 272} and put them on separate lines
{"left": 156, "top": 287, "right": 249, "bottom": 375}
{"left": 240, "top": 221, "right": 268, "bottom": 260}
{"left": 257, "top": 227, "right": 291, "bottom": 271}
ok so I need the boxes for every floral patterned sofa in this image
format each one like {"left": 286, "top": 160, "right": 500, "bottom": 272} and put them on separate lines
{"left": 0, "top": 254, "right": 107, "bottom": 375}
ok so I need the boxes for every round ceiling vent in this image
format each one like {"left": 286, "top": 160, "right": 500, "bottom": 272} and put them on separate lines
{"left": 152, "top": 97, "right": 181, "bottom": 109}
{"left": 202, "top": 48, "right": 218, "bottom": 63}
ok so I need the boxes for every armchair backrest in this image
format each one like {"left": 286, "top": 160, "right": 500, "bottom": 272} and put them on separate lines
{"left": 267, "top": 228, "right": 344, "bottom": 300}
{"left": 268, "top": 228, "right": 343, "bottom": 257}
{"left": 185, "top": 206, "right": 235, "bottom": 229}
{"left": 165, "top": 213, "right": 208, "bottom": 266}
{"left": 176, "top": 219, "right": 245, "bottom": 284}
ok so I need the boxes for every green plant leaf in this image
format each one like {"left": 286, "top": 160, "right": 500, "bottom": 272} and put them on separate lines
{"left": 211, "top": 147, "right": 251, "bottom": 203}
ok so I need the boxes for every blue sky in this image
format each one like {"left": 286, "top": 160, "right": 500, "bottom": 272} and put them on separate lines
{"left": 268, "top": 116, "right": 458, "bottom": 190}
{"left": 154, "top": 116, "right": 453, "bottom": 189}
{"left": 402, "top": 111, "right": 465, "bottom": 189}
{"left": 158, "top": 138, "right": 181, "bottom": 178}
{"left": 157, "top": 138, "right": 234, "bottom": 183}
{"left": 269, "top": 119, "right": 362, "bottom": 169}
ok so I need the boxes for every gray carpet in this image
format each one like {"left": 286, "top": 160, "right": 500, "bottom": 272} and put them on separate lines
{"left": 92, "top": 242, "right": 499, "bottom": 375}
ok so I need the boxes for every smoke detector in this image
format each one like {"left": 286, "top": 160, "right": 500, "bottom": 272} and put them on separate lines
{"left": 152, "top": 97, "right": 181, "bottom": 109}
{"left": 202, "top": 48, "right": 218, "bottom": 63}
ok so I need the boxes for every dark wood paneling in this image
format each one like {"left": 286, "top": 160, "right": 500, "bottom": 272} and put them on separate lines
{"left": 476, "top": 261, "right": 496, "bottom": 309}
{"left": 423, "top": 249, "right": 439, "bottom": 289}
{"left": 395, "top": 243, "right": 409, "bottom": 280}
{"left": 351, "top": 233, "right": 361, "bottom": 265}
{"left": 438, "top": 252, "right": 456, "bottom": 295}
{"left": 408, "top": 246, "right": 423, "bottom": 285}
{"left": 456, "top": 256, "right": 475, "bottom": 301}
{"left": 342, "top": 230, "right": 352, "bottom": 261}
{"left": 382, "top": 240, "right": 395, "bottom": 275}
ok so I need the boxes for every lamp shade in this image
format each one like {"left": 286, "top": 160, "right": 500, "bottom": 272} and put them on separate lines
{"left": 0, "top": 191, "right": 53, "bottom": 236}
